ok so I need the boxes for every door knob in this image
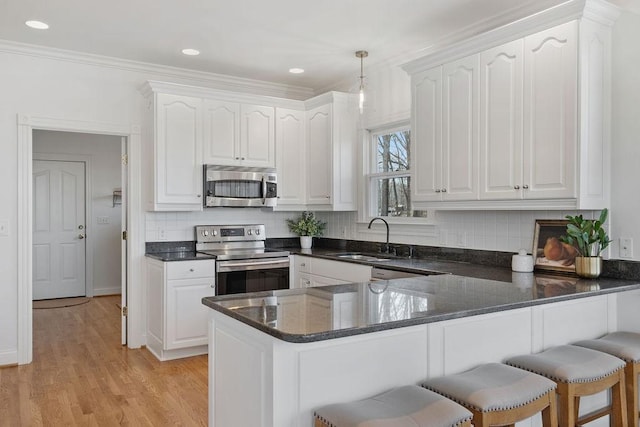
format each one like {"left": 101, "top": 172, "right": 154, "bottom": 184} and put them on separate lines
{"left": 78, "top": 234, "right": 86, "bottom": 239}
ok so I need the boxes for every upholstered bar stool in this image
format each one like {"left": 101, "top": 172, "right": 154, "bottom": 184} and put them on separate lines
{"left": 313, "top": 385, "right": 473, "bottom": 427}
{"left": 422, "top": 363, "right": 558, "bottom": 427}
{"left": 506, "top": 345, "right": 628, "bottom": 427}
{"left": 573, "top": 332, "right": 640, "bottom": 427}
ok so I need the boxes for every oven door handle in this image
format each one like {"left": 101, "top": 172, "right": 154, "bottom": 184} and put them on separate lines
{"left": 217, "top": 258, "right": 290, "bottom": 272}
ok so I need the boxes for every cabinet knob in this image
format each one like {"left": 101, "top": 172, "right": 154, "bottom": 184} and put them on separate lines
{"left": 435, "top": 189, "right": 441, "bottom": 193}
{"left": 325, "top": 195, "right": 330, "bottom": 199}
{"left": 514, "top": 185, "right": 520, "bottom": 190}
{"left": 241, "top": 157, "right": 245, "bottom": 160}
{"left": 441, "top": 188, "right": 447, "bottom": 193}
{"left": 210, "top": 284, "right": 214, "bottom": 288}
{"left": 235, "top": 157, "right": 240, "bottom": 160}
{"left": 523, "top": 184, "right": 529, "bottom": 189}
{"left": 189, "top": 268, "right": 194, "bottom": 272}
{"left": 197, "top": 194, "right": 201, "bottom": 198}
{"left": 300, "top": 263, "right": 306, "bottom": 267}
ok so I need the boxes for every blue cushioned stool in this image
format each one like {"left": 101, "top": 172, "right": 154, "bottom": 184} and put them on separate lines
{"left": 313, "top": 385, "right": 473, "bottom": 427}
{"left": 422, "top": 363, "right": 558, "bottom": 427}
{"left": 507, "top": 345, "right": 627, "bottom": 427}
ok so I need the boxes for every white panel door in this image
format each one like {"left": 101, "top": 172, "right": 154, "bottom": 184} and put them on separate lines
{"left": 275, "top": 108, "right": 306, "bottom": 206}
{"left": 240, "top": 104, "right": 275, "bottom": 167}
{"left": 523, "top": 21, "right": 577, "bottom": 200}
{"left": 479, "top": 39, "right": 524, "bottom": 200}
{"left": 33, "top": 160, "right": 86, "bottom": 300}
{"left": 306, "top": 104, "right": 332, "bottom": 205}
{"left": 411, "top": 67, "right": 442, "bottom": 202}
{"left": 442, "top": 54, "right": 479, "bottom": 201}
{"left": 203, "top": 99, "right": 240, "bottom": 165}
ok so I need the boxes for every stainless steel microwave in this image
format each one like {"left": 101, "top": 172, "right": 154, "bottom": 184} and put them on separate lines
{"left": 204, "top": 165, "right": 278, "bottom": 208}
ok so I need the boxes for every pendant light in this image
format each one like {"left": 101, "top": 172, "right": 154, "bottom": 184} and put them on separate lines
{"left": 355, "top": 50, "right": 368, "bottom": 114}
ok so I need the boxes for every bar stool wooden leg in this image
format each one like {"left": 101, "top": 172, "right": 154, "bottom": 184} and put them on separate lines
{"left": 542, "top": 389, "right": 558, "bottom": 427}
{"left": 612, "top": 370, "right": 629, "bottom": 427}
{"left": 558, "top": 383, "right": 576, "bottom": 427}
{"left": 626, "top": 362, "right": 639, "bottom": 427}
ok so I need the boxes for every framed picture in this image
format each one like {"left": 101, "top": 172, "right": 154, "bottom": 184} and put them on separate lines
{"left": 532, "top": 220, "right": 579, "bottom": 274}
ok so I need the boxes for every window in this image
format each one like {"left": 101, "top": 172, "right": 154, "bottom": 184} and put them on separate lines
{"left": 368, "top": 125, "right": 427, "bottom": 218}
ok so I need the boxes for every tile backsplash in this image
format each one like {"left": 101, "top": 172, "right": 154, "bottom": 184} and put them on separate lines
{"left": 146, "top": 209, "right": 596, "bottom": 255}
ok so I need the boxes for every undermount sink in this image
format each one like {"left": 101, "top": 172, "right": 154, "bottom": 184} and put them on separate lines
{"left": 332, "top": 252, "right": 391, "bottom": 262}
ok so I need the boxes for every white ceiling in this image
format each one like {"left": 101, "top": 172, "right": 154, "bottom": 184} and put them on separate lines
{"left": 0, "top": 0, "right": 637, "bottom": 92}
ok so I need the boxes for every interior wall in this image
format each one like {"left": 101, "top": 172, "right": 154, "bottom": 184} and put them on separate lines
{"left": 33, "top": 130, "right": 123, "bottom": 296}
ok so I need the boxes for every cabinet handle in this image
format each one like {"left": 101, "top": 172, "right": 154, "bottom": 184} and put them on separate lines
{"left": 435, "top": 189, "right": 441, "bottom": 193}
{"left": 189, "top": 268, "right": 194, "bottom": 272}
{"left": 241, "top": 157, "right": 245, "bottom": 160}
{"left": 300, "top": 263, "right": 306, "bottom": 267}
{"left": 514, "top": 185, "right": 520, "bottom": 190}
{"left": 210, "top": 284, "right": 214, "bottom": 288}
{"left": 441, "top": 188, "right": 447, "bottom": 193}
{"left": 325, "top": 195, "right": 330, "bottom": 199}
{"left": 197, "top": 194, "right": 201, "bottom": 198}
{"left": 523, "top": 184, "right": 529, "bottom": 189}
{"left": 235, "top": 157, "right": 240, "bottom": 160}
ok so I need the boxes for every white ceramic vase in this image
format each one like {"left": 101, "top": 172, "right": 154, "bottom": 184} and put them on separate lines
{"left": 300, "top": 236, "right": 313, "bottom": 249}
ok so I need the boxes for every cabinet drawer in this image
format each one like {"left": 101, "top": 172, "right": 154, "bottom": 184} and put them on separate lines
{"left": 166, "top": 260, "right": 215, "bottom": 280}
{"left": 295, "top": 256, "right": 312, "bottom": 273}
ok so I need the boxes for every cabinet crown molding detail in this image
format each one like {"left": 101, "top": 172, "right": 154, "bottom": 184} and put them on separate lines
{"left": 401, "top": 0, "right": 619, "bottom": 74}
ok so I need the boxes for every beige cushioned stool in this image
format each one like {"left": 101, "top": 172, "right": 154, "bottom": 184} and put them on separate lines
{"left": 422, "top": 363, "right": 558, "bottom": 427}
{"left": 506, "top": 345, "right": 628, "bottom": 427}
{"left": 574, "top": 332, "right": 640, "bottom": 427}
{"left": 313, "top": 385, "right": 473, "bottom": 427}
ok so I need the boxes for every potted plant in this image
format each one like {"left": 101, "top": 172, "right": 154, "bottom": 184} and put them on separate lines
{"left": 286, "top": 211, "right": 326, "bottom": 249}
{"left": 560, "top": 209, "right": 612, "bottom": 278}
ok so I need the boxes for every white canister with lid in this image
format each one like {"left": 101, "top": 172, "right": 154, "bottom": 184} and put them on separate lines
{"left": 512, "top": 249, "right": 534, "bottom": 272}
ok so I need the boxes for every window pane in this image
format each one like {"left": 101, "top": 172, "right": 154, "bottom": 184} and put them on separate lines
{"left": 375, "top": 176, "right": 428, "bottom": 218}
{"left": 375, "top": 130, "right": 410, "bottom": 173}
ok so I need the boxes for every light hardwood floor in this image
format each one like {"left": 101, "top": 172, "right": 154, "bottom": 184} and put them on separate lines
{"left": 0, "top": 296, "right": 208, "bottom": 426}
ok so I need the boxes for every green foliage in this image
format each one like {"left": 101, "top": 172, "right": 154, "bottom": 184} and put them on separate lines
{"left": 560, "top": 209, "right": 612, "bottom": 257}
{"left": 286, "top": 211, "right": 326, "bottom": 237}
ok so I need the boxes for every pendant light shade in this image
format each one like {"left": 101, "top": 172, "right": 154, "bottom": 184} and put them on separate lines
{"left": 355, "top": 50, "right": 368, "bottom": 114}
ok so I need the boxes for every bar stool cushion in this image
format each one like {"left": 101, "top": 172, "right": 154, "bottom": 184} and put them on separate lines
{"left": 313, "top": 385, "right": 473, "bottom": 427}
{"left": 421, "top": 363, "right": 556, "bottom": 413}
{"left": 506, "top": 345, "right": 626, "bottom": 383}
{"left": 573, "top": 331, "right": 640, "bottom": 363}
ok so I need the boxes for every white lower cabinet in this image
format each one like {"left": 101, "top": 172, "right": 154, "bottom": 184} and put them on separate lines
{"left": 146, "top": 258, "right": 215, "bottom": 361}
{"left": 292, "top": 256, "right": 372, "bottom": 289}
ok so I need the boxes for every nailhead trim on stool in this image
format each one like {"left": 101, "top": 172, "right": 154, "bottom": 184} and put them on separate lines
{"left": 313, "top": 385, "right": 473, "bottom": 427}
{"left": 422, "top": 363, "right": 558, "bottom": 427}
{"left": 506, "top": 345, "right": 628, "bottom": 427}
{"left": 574, "top": 332, "right": 640, "bottom": 427}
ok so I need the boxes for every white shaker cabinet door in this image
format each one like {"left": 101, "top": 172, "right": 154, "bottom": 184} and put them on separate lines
{"left": 441, "top": 54, "right": 479, "bottom": 201}
{"left": 306, "top": 104, "right": 332, "bottom": 205}
{"left": 203, "top": 99, "right": 240, "bottom": 165}
{"left": 155, "top": 93, "right": 203, "bottom": 207}
{"left": 275, "top": 108, "right": 306, "bottom": 206}
{"left": 165, "top": 277, "right": 215, "bottom": 350}
{"left": 523, "top": 20, "right": 577, "bottom": 200}
{"left": 240, "top": 104, "right": 275, "bottom": 167}
{"left": 411, "top": 67, "right": 442, "bottom": 202}
{"left": 479, "top": 39, "right": 524, "bottom": 200}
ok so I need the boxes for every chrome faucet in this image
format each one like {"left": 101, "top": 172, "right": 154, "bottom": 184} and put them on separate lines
{"left": 368, "top": 217, "right": 390, "bottom": 254}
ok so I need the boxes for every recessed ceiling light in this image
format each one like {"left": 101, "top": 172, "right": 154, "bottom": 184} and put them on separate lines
{"left": 25, "top": 20, "right": 49, "bottom": 30}
{"left": 289, "top": 68, "right": 305, "bottom": 74}
{"left": 182, "top": 48, "right": 200, "bottom": 56}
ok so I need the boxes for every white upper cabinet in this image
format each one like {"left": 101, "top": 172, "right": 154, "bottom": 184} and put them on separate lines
{"left": 275, "top": 108, "right": 306, "bottom": 207}
{"left": 203, "top": 100, "right": 275, "bottom": 167}
{"left": 523, "top": 21, "right": 577, "bottom": 200}
{"left": 403, "top": 1, "right": 618, "bottom": 210}
{"left": 148, "top": 93, "right": 204, "bottom": 211}
{"left": 304, "top": 93, "right": 357, "bottom": 211}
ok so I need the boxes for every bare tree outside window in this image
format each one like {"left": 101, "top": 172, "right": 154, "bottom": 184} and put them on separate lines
{"left": 370, "top": 127, "right": 427, "bottom": 218}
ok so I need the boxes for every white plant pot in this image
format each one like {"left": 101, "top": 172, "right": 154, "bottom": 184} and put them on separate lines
{"left": 300, "top": 236, "right": 313, "bottom": 249}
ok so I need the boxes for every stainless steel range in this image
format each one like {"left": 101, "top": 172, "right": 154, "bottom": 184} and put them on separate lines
{"left": 195, "top": 224, "right": 290, "bottom": 295}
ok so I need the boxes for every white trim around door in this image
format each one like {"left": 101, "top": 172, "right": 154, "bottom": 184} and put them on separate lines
{"left": 17, "top": 115, "right": 143, "bottom": 365}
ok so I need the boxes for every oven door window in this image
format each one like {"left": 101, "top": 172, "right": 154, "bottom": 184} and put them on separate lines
{"left": 217, "top": 261, "right": 289, "bottom": 295}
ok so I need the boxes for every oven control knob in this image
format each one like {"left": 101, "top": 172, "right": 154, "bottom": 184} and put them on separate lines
{"left": 212, "top": 230, "right": 218, "bottom": 236}
{"left": 255, "top": 229, "right": 261, "bottom": 235}
{"left": 247, "top": 230, "right": 253, "bottom": 235}
{"left": 202, "top": 230, "right": 209, "bottom": 237}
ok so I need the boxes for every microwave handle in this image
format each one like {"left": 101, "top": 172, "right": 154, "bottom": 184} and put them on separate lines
{"left": 261, "top": 176, "right": 267, "bottom": 205}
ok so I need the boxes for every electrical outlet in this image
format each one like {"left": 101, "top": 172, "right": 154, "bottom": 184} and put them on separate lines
{"left": 0, "top": 219, "right": 8, "bottom": 237}
{"left": 620, "top": 237, "right": 633, "bottom": 259}
{"left": 158, "top": 229, "right": 167, "bottom": 241}
{"left": 341, "top": 227, "right": 348, "bottom": 238}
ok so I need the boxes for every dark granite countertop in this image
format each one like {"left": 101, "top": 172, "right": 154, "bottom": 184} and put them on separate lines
{"left": 145, "top": 251, "right": 215, "bottom": 262}
{"left": 203, "top": 273, "right": 640, "bottom": 343}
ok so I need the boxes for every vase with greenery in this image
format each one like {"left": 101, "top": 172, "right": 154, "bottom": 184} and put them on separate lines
{"left": 560, "top": 209, "right": 612, "bottom": 278}
{"left": 286, "top": 211, "right": 326, "bottom": 249}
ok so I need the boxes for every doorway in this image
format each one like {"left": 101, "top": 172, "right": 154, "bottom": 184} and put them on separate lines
{"left": 17, "top": 116, "right": 143, "bottom": 365}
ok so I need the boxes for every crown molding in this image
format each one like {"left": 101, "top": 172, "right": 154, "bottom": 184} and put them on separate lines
{"left": 0, "top": 39, "right": 315, "bottom": 100}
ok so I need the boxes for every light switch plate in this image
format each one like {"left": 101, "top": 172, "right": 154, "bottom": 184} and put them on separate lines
{"left": 0, "top": 219, "right": 8, "bottom": 237}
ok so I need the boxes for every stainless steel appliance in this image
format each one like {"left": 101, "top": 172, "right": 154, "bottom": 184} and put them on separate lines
{"left": 204, "top": 165, "right": 278, "bottom": 208}
{"left": 196, "top": 224, "right": 289, "bottom": 295}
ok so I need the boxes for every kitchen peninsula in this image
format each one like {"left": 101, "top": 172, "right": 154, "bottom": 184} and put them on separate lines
{"left": 203, "top": 272, "right": 640, "bottom": 427}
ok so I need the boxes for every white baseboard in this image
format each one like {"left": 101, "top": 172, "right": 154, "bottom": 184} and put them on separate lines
{"left": 93, "top": 287, "right": 122, "bottom": 296}
{"left": 0, "top": 349, "right": 18, "bottom": 366}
